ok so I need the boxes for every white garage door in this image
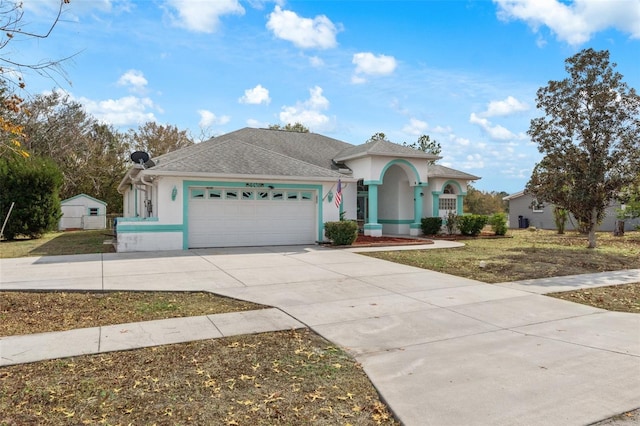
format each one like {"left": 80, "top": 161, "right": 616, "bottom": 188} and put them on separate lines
{"left": 188, "top": 187, "right": 317, "bottom": 248}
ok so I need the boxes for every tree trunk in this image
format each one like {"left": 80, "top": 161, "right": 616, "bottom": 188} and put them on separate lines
{"left": 613, "top": 220, "right": 625, "bottom": 237}
{"left": 587, "top": 208, "right": 598, "bottom": 249}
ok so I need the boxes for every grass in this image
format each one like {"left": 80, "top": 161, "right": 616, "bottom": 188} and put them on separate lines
{"left": 0, "top": 291, "right": 265, "bottom": 336}
{"left": 1, "top": 228, "right": 639, "bottom": 424}
{"left": 0, "top": 230, "right": 115, "bottom": 258}
{"left": 0, "top": 329, "right": 397, "bottom": 425}
{"left": 364, "top": 229, "right": 640, "bottom": 283}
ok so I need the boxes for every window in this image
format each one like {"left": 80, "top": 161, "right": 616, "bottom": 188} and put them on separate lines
{"left": 257, "top": 191, "right": 269, "bottom": 200}
{"left": 439, "top": 198, "right": 457, "bottom": 211}
{"left": 242, "top": 191, "right": 254, "bottom": 200}
{"left": 225, "top": 190, "right": 238, "bottom": 200}
{"left": 301, "top": 192, "right": 312, "bottom": 201}
{"left": 89, "top": 207, "right": 99, "bottom": 216}
{"left": 531, "top": 200, "right": 545, "bottom": 213}
{"left": 191, "top": 189, "right": 205, "bottom": 199}
{"left": 287, "top": 192, "right": 298, "bottom": 200}
{"left": 443, "top": 184, "right": 456, "bottom": 194}
{"left": 208, "top": 189, "right": 222, "bottom": 199}
{"left": 272, "top": 191, "right": 284, "bottom": 200}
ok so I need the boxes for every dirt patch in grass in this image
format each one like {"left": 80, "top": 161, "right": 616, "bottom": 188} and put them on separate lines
{"left": 548, "top": 283, "right": 640, "bottom": 313}
{"left": 364, "top": 229, "right": 640, "bottom": 283}
{"left": 0, "top": 291, "right": 265, "bottom": 336}
{"left": 0, "top": 230, "right": 115, "bottom": 258}
{"left": 0, "top": 329, "right": 399, "bottom": 425}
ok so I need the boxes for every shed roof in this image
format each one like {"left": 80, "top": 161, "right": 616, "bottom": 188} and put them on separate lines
{"left": 61, "top": 193, "right": 107, "bottom": 206}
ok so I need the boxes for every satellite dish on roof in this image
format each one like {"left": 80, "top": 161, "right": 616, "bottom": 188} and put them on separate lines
{"left": 130, "top": 151, "right": 150, "bottom": 165}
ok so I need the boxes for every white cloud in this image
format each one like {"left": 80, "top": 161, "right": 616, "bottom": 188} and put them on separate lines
{"left": 352, "top": 52, "right": 397, "bottom": 83}
{"left": 494, "top": 0, "right": 640, "bottom": 45}
{"left": 309, "top": 56, "right": 324, "bottom": 67}
{"left": 117, "top": 70, "right": 148, "bottom": 94}
{"left": 166, "top": 0, "right": 245, "bottom": 33}
{"left": 279, "top": 86, "right": 332, "bottom": 130}
{"left": 481, "top": 96, "right": 528, "bottom": 117}
{"left": 239, "top": 84, "right": 271, "bottom": 105}
{"left": 246, "top": 118, "right": 266, "bottom": 128}
{"left": 469, "top": 112, "right": 525, "bottom": 141}
{"left": 402, "top": 118, "right": 428, "bottom": 136}
{"left": 198, "top": 109, "right": 231, "bottom": 128}
{"left": 267, "top": 6, "right": 339, "bottom": 49}
{"left": 431, "top": 125, "right": 453, "bottom": 134}
{"left": 79, "top": 95, "right": 159, "bottom": 127}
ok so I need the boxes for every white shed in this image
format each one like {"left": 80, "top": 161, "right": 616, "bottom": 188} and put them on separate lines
{"left": 59, "top": 194, "right": 108, "bottom": 230}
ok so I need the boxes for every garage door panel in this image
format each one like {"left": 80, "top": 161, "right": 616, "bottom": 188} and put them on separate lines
{"left": 188, "top": 188, "right": 316, "bottom": 248}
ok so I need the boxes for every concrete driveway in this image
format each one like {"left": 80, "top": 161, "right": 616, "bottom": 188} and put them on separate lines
{"left": 1, "top": 244, "right": 639, "bottom": 425}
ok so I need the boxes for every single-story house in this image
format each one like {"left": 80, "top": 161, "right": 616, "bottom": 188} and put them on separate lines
{"left": 503, "top": 190, "right": 639, "bottom": 232}
{"left": 116, "top": 128, "right": 479, "bottom": 252}
{"left": 59, "top": 194, "right": 107, "bottom": 230}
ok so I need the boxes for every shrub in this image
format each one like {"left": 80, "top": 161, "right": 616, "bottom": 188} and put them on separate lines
{"left": 420, "top": 217, "right": 442, "bottom": 235}
{"left": 0, "top": 156, "right": 63, "bottom": 240}
{"left": 445, "top": 211, "right": 458, "bottom": 235}
{"left": 324, "top": 220, "right": 358, "bottom": 245}
{"left": 488, "top": 212, "right": 508, "bottom": 236}
{"left": 457, "top": 214, "right": 489, "bottom": 236}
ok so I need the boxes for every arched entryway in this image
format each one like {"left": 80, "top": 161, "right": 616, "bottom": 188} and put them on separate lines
{"left": 362, "top": 159, "right": 428, "bottom": 236}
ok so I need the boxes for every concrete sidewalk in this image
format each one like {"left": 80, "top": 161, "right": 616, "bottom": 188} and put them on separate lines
{"left": 1, "top": 244, "right": 639, "bottom": 425}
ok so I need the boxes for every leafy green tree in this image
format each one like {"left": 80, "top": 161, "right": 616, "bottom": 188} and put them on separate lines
{"left": 128, "top": 121, "right": 193, "bottom": 158}
{"left": 403, "top": 134, "right": 441, "bottom": 164}
{"left": 17, "top": 92, "right": 128, "bottom": 213}
{"left": 0, "top": 156, "right": 63, "bottom": 239}
{"left": 0, "top": 0, "right": 71, "bottom": 158}
{"left": 268, "top": 122, "right": 310, "bottom": 133}
{"left": 366, "top": 132, "right": 386, "bottom": 142}
{"left": 526, "top": 48, "right": 640, "bottom": 248}
{"left": 463, "top": 185, "right": 508, "bottom": 215}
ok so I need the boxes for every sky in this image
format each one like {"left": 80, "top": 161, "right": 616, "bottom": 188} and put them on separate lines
{"left": 11, "top": 0, "right": 640, "bottom": 194}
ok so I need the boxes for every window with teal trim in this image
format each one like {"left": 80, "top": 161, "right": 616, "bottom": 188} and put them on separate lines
{"left": 257, "top": 191, "right": 269, "bottom": 200}
{"left": 242, "top": 191, "right": 254, "bottom": 200}
{"left": 440, "top": 198, "right": 456, "bottom": 211}
{"left": 272, "top": 191, "right": 284, "bottom": 200}
{"left": 301, "top": 192, "right": 312, "bottom": 201}
{"left": 191, "top": 189, "right": 205, "bottom": 199}
{"left": 287, "top": 192, "right": 298, "bottom": 200}
{"left": 208, "top": 189, "right": 222, "bottom": 199}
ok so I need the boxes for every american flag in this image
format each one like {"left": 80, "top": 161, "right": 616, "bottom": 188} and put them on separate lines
{"left": 335, "top": 179, "right": 342, "bottom": 208}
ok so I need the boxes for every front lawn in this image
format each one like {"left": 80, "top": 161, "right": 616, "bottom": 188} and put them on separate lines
{"left": 364, "top": 229, "right": 640, "bottom": 283}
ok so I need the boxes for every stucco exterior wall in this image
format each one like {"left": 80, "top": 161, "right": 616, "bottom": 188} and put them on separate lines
{"left": 506, "top": 193, "right": 639, "bottom": 231}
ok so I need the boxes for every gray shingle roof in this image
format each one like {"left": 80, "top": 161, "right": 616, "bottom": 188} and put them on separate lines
{"left": 149, "top": 138, "right": 344, "bottom": 178}
{"left": 129, "top": 128, "right": 479, "bottom": 182}
{"left": 334, "top": 139, "right": 437, "bottom": 161}
{"left": 147, "top": 128, "right": 352, "bottom": 178}
{"left": 427, "top": 164, "right": 480, "bottom": 180}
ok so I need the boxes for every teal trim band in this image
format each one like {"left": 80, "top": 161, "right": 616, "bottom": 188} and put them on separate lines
{"left": 117, "top": 224, "right": 183, "bottom": 233}
{"left": 367, "top": 184, "right": 378, "bottom": 224}
{"left": 432, "top": 193, "right": 439, "bottom": 217}
{"left": 364, "top": 223, "right": 382, "bottom": 230}
{"left": 457, "top": 194, "right": 464, "bottom": 215}
{"left": 117, "top": 217, "right": 159, "bottom": 222}
{"left": 183, "top": 180, "right": 324, "bottom": 249}
{"left": 379, "top": 219, "right": 413, "bottom": 224}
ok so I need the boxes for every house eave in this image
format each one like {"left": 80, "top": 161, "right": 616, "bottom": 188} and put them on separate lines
{"left": 137, "top": 170, "right": 359, "bottom": 183}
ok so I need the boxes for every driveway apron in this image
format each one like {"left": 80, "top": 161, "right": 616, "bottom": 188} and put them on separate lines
{"left": 1, "top": 245, "right": 639, "bottom": 426}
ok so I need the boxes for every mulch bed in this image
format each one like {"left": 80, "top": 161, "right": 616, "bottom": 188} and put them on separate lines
{"left": 349, "top": 235, "right": 433, "bottom": 247}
